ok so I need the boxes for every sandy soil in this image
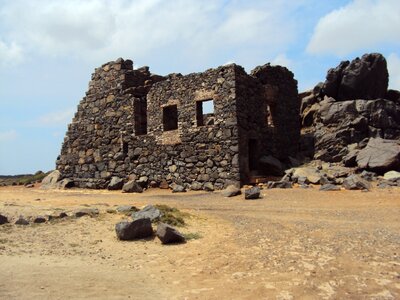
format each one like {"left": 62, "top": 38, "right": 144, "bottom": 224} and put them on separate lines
{"left": 0, "top": 185, "right": 399, "bottom": 300}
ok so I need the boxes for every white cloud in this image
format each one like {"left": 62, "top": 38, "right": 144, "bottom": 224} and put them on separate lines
{"left": 388, "top": 53, "right": 400, "bottom": 90}
{"left": 37, "top": 108, "right": 75, "bottom": 126}
{"left": 0, "top": 130, "right": 18, "bottom": 142}
{"left": 0, "top": 40, "right": 23, "bottom": 66}
{"left": 0, "top": 0, "right": 302, "bottom": 65}
{"left": 271, "top": 53, "right": 292, "bottom": 68}
{"left": 307, "top": 0, "right": 400, "bottom": 56}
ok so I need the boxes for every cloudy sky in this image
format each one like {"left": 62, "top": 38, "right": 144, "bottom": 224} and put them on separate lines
{"left": 0, "top": 0, "right": 399, "bottom": 174}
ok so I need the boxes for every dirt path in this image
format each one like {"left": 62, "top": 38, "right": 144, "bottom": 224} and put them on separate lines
{"left": 0, "top": 186, "right": 399, "bottom": 299}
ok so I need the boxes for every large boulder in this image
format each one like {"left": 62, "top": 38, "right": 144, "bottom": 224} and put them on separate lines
{"left": 41, "top": 170, "right": 61, "bottom": 189}
{"left": 156, "top": 223, "right": 186, "bottom": 244}
{"left": 132, "top": 205, "right": 162, "bottom": 222}
{"left": 322, "top": 53, "right": 388, "bottom": 101}
{"left": 356, "top": 138, "right": 400, "bottom": 173}
{"left": 122, "top": 180, "right": 143, "bottom": 193}
{"left": 115, "top": 218, "right": 153, "bottom": 240}
{"left": 107, "top": 177, "right": 124, "bottom": 190}
{"left": 292, "top": 167, "right": 322, "bottom": 184}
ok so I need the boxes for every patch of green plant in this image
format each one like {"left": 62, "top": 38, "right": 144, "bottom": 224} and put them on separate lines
{"left": 154, "top": 204, "right": 190, "bottom": 227}
{"left": 183, "top": 232, "right": 202, "bottom": 240}
{"left": 0, "top": 170, "right": 51, "bottom": 186}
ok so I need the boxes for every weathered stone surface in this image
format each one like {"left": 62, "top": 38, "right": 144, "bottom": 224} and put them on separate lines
{"left": 172, "top": 184, "right": 186, "bottom": 193}
{"left": 244, "top": 186, "right": 260, "bottom": 199}
{"left": 107, "top": 177, "right": 124, "bottom": 190}
{"left": 293, "top": 167, "right": 321, "bottom": 184}
{"left": 74, "top": 208, "right": 99, "bottom": 218}
{"left": 221, "top": 185, "right": 241, "bottom": 197}
{"left": 319, "top": 184, "right": 340, "bottom": 191}
{"left": 383, "top": 170, "right": 400, "bottom": 181}
{"left": 156, "top": 222, "right": 186, "bottom": 244}
{"left": 356, "top": 138, "right": 400, "bottom": 173}
{"left": 41, "top": 170, "right": 61, "bottom": 189}
{"left": 132, "top": 205, "right": 162, "bottom": 222}
{"left": 321, "top": 53, "right": 388, "bottom": 101}
{"left": 0, "top": 214, "right": 9, "bottom": 225}
{"left": 266, "top": 181, "right": 292, "bottom": 189}
{"left": 314, "top": 100, "right": 400, "bottom": 163}
{"left": 15, "top": 217, "right": 29, "bottom": 225}
{"left": 190, "top": 182, "right": 203, "bottom": 191}
{"left": 343, "top": 175, "right": 371, "bottom": 190}
{"left": 122, "top": 180, "right": 143, "bottom": 193}
{"left": 115, "top": 218, "right": 153, "bottom": 240}
{"left": 116, "top": 205, "right": 138, "bottom": 214}
{"left": 203, "top": 182, "right": 214, "bottom": 192}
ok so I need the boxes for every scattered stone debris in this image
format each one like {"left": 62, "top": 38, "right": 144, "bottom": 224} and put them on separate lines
{"left": 156, "top": 223, "right": 186, "bottom": 244}
{"left": 48, "top": 212, "right": 68, "bottom": 220}
{"left": 221, "top": 185, "right": 241, "bottom": 197}
{"left": 116, "top": 205, "right": 138, "bottom": 215}
{"left": 342, "top": 175, "right": 371, "bottom": 191}
{"left": 115, "top": 218, "right": 153, "bottom": 241}
{"left": 0, "top": 214, "right": 9, "bottom": 225}
{"left": 266, "top": 181, "right": 292, "bottom": 189}
{"left": 15, "top": 217, "right": 29, "bottom": 225}
{"left": 319, "top": 184, "right": 341, "bottom": 191}
{"left": 33, "top": 216, "right": 47, "bottom": 224}
{"left": 74, "top": 208, "right": 99, "bottom": 218}
{"left": 244, "top": 186, "right": 261, "bottom": 200}
{"left": 132, "top": 205, "right": 162, "bottom": 222}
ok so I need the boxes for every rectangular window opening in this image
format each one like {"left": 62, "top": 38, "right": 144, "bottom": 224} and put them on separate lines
{"left": 134, "top": 99, "right": 147, "bottom": 135}
{"left": 248, "top": 139, "right": 258, "bottom": 171}
{"left": 196, "top": 99, "right": 214, "bottom": 126}
{"left": 122, "top": 141, "right": 128, "bottom": 154}
{"left": 163, "top": 105, "right": 178, "bottom": 131}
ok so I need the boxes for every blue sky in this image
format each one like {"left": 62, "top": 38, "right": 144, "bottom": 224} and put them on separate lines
{"left": 0, "top": 0, "right": 399, "bottom": 175}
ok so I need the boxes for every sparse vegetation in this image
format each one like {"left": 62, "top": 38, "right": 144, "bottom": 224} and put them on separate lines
{"left": 154, "top": 204, "right": 190, "bottom": 227}
{"left": 0, "top": 171, "right": 51, "bottom": 186}
{"left": 183, "top": 232, "right": 202, "bottom": 240}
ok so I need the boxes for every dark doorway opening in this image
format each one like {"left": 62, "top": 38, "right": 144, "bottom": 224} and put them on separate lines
{"left": 134, "top": 99, "right": 147, "bottom": 135}
{"left": 248, "top": 139, "right": 258, "bottom": 171}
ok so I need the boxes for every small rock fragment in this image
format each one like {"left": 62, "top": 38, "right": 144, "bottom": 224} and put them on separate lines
{"left": 156, "top": 222, "right": 186, "bottom": 244}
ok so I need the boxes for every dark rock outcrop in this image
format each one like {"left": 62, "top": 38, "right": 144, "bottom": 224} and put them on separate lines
{"left": 156, "top": 223, "right": 186, "bottom": 244}
{"left": 321, "top": 53, "right": 388, "bottom": 101}
{"left": 356, "top": 138, "right": 400, "bottom": 173}
{"left": 115, "top": 218, "right": 153, "bottom": 240}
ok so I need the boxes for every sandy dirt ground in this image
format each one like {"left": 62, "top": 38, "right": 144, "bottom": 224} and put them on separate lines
{"left": 0, "top": 185, "right": 399, "bottom": 300}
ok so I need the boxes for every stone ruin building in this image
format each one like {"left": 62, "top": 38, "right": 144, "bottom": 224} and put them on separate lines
{"left": 56, "top": 58, "right": 300, "bottom": 190}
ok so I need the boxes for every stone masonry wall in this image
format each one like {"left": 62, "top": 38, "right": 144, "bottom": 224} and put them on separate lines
{"left": 56, "top": 58, "right": 300, "bottom": 189}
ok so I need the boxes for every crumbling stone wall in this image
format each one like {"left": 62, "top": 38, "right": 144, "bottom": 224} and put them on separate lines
{"left": 56, "top": 59, "right": 300, "bottom": 189}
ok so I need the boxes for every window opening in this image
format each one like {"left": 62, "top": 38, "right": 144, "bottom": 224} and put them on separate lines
{"left": 134, "top": 99, "right": 147, "bottom": 135}
{"left": 163, "top": 105, "right": 178, "bottom": 131}
{"left": 196, "top": 99, "right": 214, "bottom": 126}
{"left": 266, "top": 104, "right": 274, "bottom": 127}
